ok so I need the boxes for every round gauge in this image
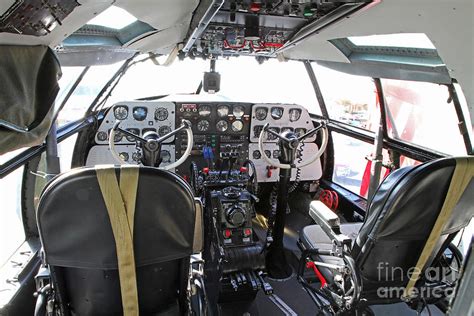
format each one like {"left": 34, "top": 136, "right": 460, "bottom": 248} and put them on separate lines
{"left": 233, "top": 105, "right": 245, "bottom": 118}
{"left": 198, "top": 105, "right": 211, "bottom": 116}
{"left": 160, "top": 150, "right": 171, "bottom": 163}
{"left": 154, "top": 107, "right": 169, "bottom": 121}
{"left": 114, "top": 131, "right": 123, "bottom": 143}
{"left": 231, "top": 120, "right": 244, "bottom": 132}
{"left": 125, "top": 128, "right": 140, "bottom": 142}
{"left": 267, "top": 127, "right": 280, "bottom": 140}
{"left": 289, "top": 108, "right": 302, "bottom": 122}
{"left": 113, "top": 106, "right": 128, "bottom": 120}
{"left": 119, "top": 152, "right": 129, "bottom": 161}
{"left": 271, "top": 107, "right": 284, "bottom": 120}
{"left": 264, "top": 150, "right": 271, "bottom": 158}
{"left": 158, "top": 125, "right": 172, "bottom": 136}
{"left": 255, "top": 107, "right": 268, "bottom": 120}
{"left": 273, "top": 150, "right": 280, "bottom": 158}
{"left": 197, "top": 120, "right": 210, "bottom": 132}
{"left": 253, "top": 125, "right": 263, "bottom": 138}
{"left": 97, "top": 131, "right": 108, "bottom": 141}
{"left": 217, "top": 105, "right": 230, "bottom": 117}
{"left": 133, "top": 107, "right": 147, "bottom": 121}
{"left": 216, "top": 120, "right": 228, "bottom": 132}
{"left": 295, "top": 128, "right": 307, "bottom": 137}
{"left": 132, "top": 152, "right": 141, "bottom": 162}
{"left": 252, "top": 150, "right": 261, "bottom": 159}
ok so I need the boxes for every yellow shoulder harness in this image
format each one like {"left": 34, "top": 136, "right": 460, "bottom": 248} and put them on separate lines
{"left": 403, "top": 157, "right": 474, "bottom": 299}
{"left": 96, "top": 165, "right": 140, "bottom": 315}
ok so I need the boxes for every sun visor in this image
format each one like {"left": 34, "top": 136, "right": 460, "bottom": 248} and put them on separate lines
{"left": 0, "top": 45, "right": 61, "bottom": 155}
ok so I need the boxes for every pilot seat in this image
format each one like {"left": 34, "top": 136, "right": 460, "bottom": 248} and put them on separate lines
{"left": 34, "top": 165, "right": 205, "bottom": 315}
{"left": 298, "top": 156, "right": 473, "bottom": 314}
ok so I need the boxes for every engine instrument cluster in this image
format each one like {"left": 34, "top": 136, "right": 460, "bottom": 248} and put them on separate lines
{"left": 86, "top": 101, "right": 322, "bottom": 183}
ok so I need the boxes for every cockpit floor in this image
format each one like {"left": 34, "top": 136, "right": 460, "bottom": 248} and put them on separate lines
{"left": 242, "top": 200, "right": 443, "bottom": 316}
{"left": 220, "top": 273, "right": 316, "bottom": 315}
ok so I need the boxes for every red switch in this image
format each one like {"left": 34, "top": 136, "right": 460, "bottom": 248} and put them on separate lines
{"left": 240, "top": 167, "right": 248, "bottom": 174}
{"left": 224, "top": 229, "right": 232, "bottom": 239}
{"left": 203, "top": 167, "right": 210, "bottom": 175}
{"left": 243, "top": 228, "right": 252, "bottom": 237}
{"left": 250, "top": 2, "right": 261, "bottom": 12}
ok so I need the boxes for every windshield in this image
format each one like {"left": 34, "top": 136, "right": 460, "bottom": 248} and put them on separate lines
{"left": 57, "top": 57, "right": 320, "bottom": 122}
{"left": 101, "top": 56, "right": 320, "bottom": 113}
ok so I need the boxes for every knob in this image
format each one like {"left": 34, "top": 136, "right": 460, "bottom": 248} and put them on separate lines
{"left": 226, "top": 206, "right": 246, "bottom": 227}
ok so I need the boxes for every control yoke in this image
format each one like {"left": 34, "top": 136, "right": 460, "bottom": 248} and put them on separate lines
{"left": 109, "top": 119, "right": 193, "bottom": 170}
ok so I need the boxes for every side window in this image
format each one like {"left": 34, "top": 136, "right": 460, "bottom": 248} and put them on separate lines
{"left": 382, "top": 79, "right": 467, "bottom": 155}
{"left": 312, "top": 63, "right": 379, "bottom": 132}
{"left": 0, "top": 166, "right": 25, "bottom": 265}
{"left": 332, "top": 132, "right": 372, "bottom": 196}
{"left": 332, "top": 133, "right": 420, "bottom": 198}
{"left": 32, "top": 135, "right": 78, "bottom": 210}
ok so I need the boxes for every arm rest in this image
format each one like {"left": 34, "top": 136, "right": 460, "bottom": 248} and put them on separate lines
{"left": 309, "top": 201, "right": 351, "bottom": 248}
{"left": 309, "top": 201, "right": 340, "bottom": 228}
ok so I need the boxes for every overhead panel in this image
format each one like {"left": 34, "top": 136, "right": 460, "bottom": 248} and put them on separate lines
{"left": 183, "top": 0, "right": 371, "bottom": 60}
{"left": 0, "top": 0, "right": 80, "bottom": 36}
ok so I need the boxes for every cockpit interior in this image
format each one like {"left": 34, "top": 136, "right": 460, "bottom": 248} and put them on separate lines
{"left": 0, "top": 0, "right": 473, "bottom": 315}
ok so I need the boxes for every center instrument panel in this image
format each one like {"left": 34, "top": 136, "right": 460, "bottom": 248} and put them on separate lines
{"left": 86, "top": 101, "right": 322, "bottom": 183}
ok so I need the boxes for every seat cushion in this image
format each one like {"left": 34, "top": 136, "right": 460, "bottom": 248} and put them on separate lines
{"left": 300, "top": 223, "right": 363, "bottom": 250}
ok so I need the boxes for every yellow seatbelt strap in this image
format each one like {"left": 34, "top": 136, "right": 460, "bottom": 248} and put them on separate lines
{"left": 96, "top": 165, "right": 140, "bottom": 315}
{"left": 403, "top": 157, "right": 474, "bottom": 299}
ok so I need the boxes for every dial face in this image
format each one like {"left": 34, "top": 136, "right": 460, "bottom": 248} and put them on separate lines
{"left": 295, "top": 128, "right": 307, "bottom": 137}
{"left": 197, "top": 120, "right": 210, "bottom": 132}
{"left": 160, "top": 150, "right": 171, "bottom": 163}
{"left": 113, "top": 106, "right": 128, "bottom": 120}
{"left": 154, "top": 107, "right": 169, "bottom": 121}
{"left": 271, "top": 107, "right": 284, "bottom": 120}
{"left": 198, "top": 105, "right": 211, "bottom": 116}
{"left": 231, "top": 120, "right": 244, "bottom": 132}
{"left": 119, "top": 152, "right": 129, "bottom": 161}
{"left": 113, "top": 131, "right": 123, "bottom": 142}
{"left": 253, "top": 125, "right": 264, "bottom": 138}
{"left": 289, "top": 108, "right": 302, "bottom": 122}
{"left": 252, "top": 150, "right": 261, "bottom": 159}
{"left": 133, "top": 107, "right": 147, "bottom": 121}
{"left": 233, "top": 105, "right": 245, "bottom": 118}
{"left": 254, "top": 107, "right": 268, "bottom": 120}
{"left": 125, "top": 128, "right": 140, "bottom": 142}
{"left": 267, "top": 127, "right": 280, "bottom": 140}
{"left": 216, "top": 120, "right": 228, "bottom": 132}
{"left": 132, "top": 152, "right": 141, "bottom": 162}
{"left": 264, "top": 150, "right": 271, "bottom": 158}
{"left": 158, "top": 125, "right": 171, "bottom": 136}
{"left": 217, "top": 105, "right": 229, "bottom": 117}
{"left": 97, "top": 131, "right": 108, "bottom": 141}
{"left": 273, "top": 150, "right": 280, "bottom": 158}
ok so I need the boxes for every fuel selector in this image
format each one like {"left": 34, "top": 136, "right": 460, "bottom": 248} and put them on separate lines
{"left": 226, "top": 205, "right": 246, "bottom": 227}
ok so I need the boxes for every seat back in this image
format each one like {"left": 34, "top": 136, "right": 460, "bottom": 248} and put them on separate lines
{"left": 353, "top": 157, "right": 473, "bottom": 292}
{"left": 37, "top": 166, "right": 197, "bottom": 315}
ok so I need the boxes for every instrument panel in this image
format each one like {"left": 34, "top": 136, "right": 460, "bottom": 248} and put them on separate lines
{"left": 86, "top": 101, "right": 322, "bottom": 183}
{"left": 94, "top": 101, "right": 176, "bottom": 145}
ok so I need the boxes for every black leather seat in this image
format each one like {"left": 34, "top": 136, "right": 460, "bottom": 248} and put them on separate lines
{"left": 37, "top": 166, "right": 199, "bottom": 315}
{"left": 300, "top": 157, "right": 473, "bottom": 302}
